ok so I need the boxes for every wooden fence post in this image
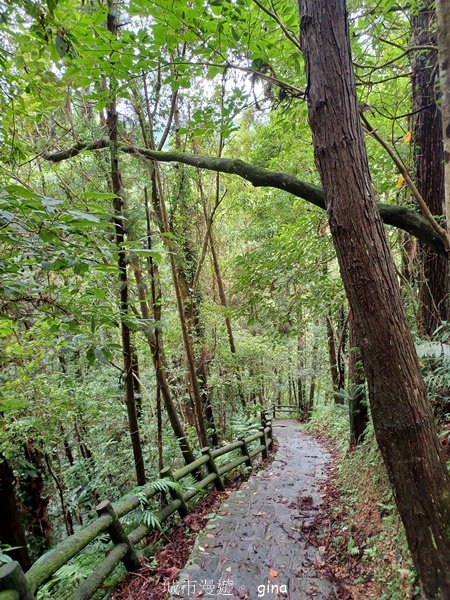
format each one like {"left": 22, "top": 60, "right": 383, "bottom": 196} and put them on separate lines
{"left": 259, "top": 426, "right": 268, "bottom": 460}
{"left": 238, "top": 438, "right": 252, "bottom": 468}
{"left": 160, "top": 467, "right": 188, "bottom": 518}
{"left": 96, "top": 501, "right": 140, "bottom": 572}
{"left": 267, "top": 418, "right": 274, "bottom": 451}
{"left": 0, "top": 562, "right": 34, "bottom": 600}
{"left": 201, "top": 447, "right": 225, "bottom": 491}
{"left": 260, "top": 410, "right": 266, "bottom": 428}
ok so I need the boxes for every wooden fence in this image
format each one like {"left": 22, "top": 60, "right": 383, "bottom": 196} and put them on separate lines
{"left": 0, "top": 411, "right": 274, "bottom": 600}
{"left": 272, "top": 405, "right": 301, "bottom": 418}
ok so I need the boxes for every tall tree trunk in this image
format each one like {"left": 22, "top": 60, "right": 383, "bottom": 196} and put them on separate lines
{"left": 171, "top": 103, "right": 217, "bottom": 447}
{"left": 412, "top": 1, "right": 449, "bottom": 335}
{"left": 0, "top": 455, "right": 31, "bottom": 571}
{"left": 325, "top": 315, "right": 341, "bottom": 403}
{"left": 208, "top": 230, "right": 246, "bottom": 408}
{"left": 133, "top": 262, "right": 197, "bottom": 467}
{"left": 308, "top": 335, "right": 318, "bottom": 417}
{"left": 436, "top": 0, "right": 450, "bottom": 226}
{"left": 131, "top": 344, "right": 143, "bottom": 419}
{"left": 60, "top": 425, "right": 74, "bottom": 466}
{"left": 348, "top": 315, "right": 369, "bottom": 446}
{"left": 156, "top": 383, "right": 163, "bottom": 472}
{"left": 44, "top": 454, "right": 74, "bottom": 537}
{"left": 143, "top": 186, "right": 197, "bottom": 464}
{"left": 297, "top": 334, "right": 305, "bottom": 412}
{"left": 298, "top": 1, "right": 450, "bottom": 596}
{"left": 106, "top": 1, "right": 145, "bottom": 486}
{"left": 133, "top": 82, "right": 210, "bottom": 448}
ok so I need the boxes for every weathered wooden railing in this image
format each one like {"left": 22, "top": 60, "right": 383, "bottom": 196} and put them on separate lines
{"left": 272, "top": 404, "right": 301, "bottom": 418}
{"left": 0, "top": 411, "right": 274, "bottom": 600}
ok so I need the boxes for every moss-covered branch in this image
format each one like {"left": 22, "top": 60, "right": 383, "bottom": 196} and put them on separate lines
{"left": 43, "top": 140, "right": 447, "bottom": 256}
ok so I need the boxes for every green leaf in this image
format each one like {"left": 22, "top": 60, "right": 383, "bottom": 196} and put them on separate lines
{"left": 46, "top": 0, "right": 59, "bottom": 15}
{"left": 73, "top": 262, "right": 90, "bottom": 275}
{"left": 67, "top": 210, "right": 101, "bottom": 223}
{"left": 129, "top": 249, "right": 162, "bottom": 261}
{"left": 5, "top": 185, "right": 40, "bottom": 199}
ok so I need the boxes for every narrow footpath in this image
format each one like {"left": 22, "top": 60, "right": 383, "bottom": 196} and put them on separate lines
{"left": 169, "top": 420, "right": 337, "bottom": 599}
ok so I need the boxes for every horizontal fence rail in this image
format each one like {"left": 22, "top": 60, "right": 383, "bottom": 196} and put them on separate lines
{"left": 272, "top": 405, "right": 301, "bottom": 418}
{"left": 0, "top": 410, "right": 275, "bottom": 600}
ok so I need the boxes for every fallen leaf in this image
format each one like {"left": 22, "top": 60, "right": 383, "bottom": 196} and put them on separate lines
{"left": 396, "top": 174, "right": 405, "bottom": 189}
{"left": 269, "top": 569, "right": 279, "bottom": 577}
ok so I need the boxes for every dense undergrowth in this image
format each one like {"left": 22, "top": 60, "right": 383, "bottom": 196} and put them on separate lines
{"left": 305, "top": 401, "right": 418, "bottom": 600}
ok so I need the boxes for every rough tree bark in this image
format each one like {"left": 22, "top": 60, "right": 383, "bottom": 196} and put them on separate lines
{"left": 412, "top": 1, "right": 449, "bottom": 334}
{"left": 0, "top": 455, "right": 31, "bottom": 571}
{"left": 436, "top": 0, "right": 450, "bottom": 225}
{"left": 298, "top": 0, "right": 450, "bottom": 597}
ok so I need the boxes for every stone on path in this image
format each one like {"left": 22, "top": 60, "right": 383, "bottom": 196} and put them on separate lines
{"left": 168, "top": 420, "right": 337, "bottom": 600}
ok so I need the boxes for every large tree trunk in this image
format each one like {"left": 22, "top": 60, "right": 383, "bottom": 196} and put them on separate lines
{"left": 298, "top": 1, "right": 450, "bottom": 597}
{"left": 436, "top": 0, "right": 450, "bottom": 226}
{"left": 412, "top": 1, "right": 449, "bottom": 335}
{"left": 0, "top": 455, "right": 31, "bottom": 571}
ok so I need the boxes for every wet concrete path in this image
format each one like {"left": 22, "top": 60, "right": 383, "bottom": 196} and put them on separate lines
{"left": 169, "top": 420, "right": 337, "bottom": 600}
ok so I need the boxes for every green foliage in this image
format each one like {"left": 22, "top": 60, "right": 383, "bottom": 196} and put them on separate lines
{"left": 306, "top": 402, "right": 416, "bottom": 599}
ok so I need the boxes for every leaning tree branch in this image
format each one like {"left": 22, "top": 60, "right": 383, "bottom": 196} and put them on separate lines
{"left": 361, "top": 113, "right": 450, "bottom": 252}
{"left": 43, "top": 139, "right": 448, "bottom": 257}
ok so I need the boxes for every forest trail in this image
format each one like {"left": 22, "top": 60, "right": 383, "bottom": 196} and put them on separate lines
{"left": 169, "top": 420, "right": 336, "bottom": 600}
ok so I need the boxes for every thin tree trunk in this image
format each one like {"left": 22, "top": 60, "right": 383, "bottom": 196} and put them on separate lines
{"left": 170, "top": 101, "right": 216, "bottom": 447}
{"left": 44, "top": 454, "right": 74, "bottom": 537}
{"left": 132, "top": 263, "right": 197, "bottom": 467}
{"left": 348, "top": 315, "right": 369, "bottom": 446}
{"left": 60, "top": 426, "right": 74, "bottom": 466}
{"left": 299, "top": 1, "right": 450, "bottom": 595}
{"left": 131, "top": 344, "right": 143, "bottom": 419}
{"left": 106, "top": 1, "right": 145, "bottom": 486}
{"left": 325, "top": 315, "right": 341, "bottom": 403}
{"left": 0, "top": 455, "right": 31, "bottom": 570}
{"left": 156, "top": 383, "right": 163, "bottom": 472}
{"left": 209, "top": 231, "right": 246, "bottom": 408}
{"left": 74, "top": 420, "right": 92, "bottom": 461}
{"left": 297, "top": 334, "right": 305, "bottom": 411}
{"left": 134, "top": 81, "right": 210, "bottom": 448}
{"left": 308, "top": 336, "right": 318, "bottom": 417}
{"left": 412, "top": 1, "right": 449, "bottom": 335}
